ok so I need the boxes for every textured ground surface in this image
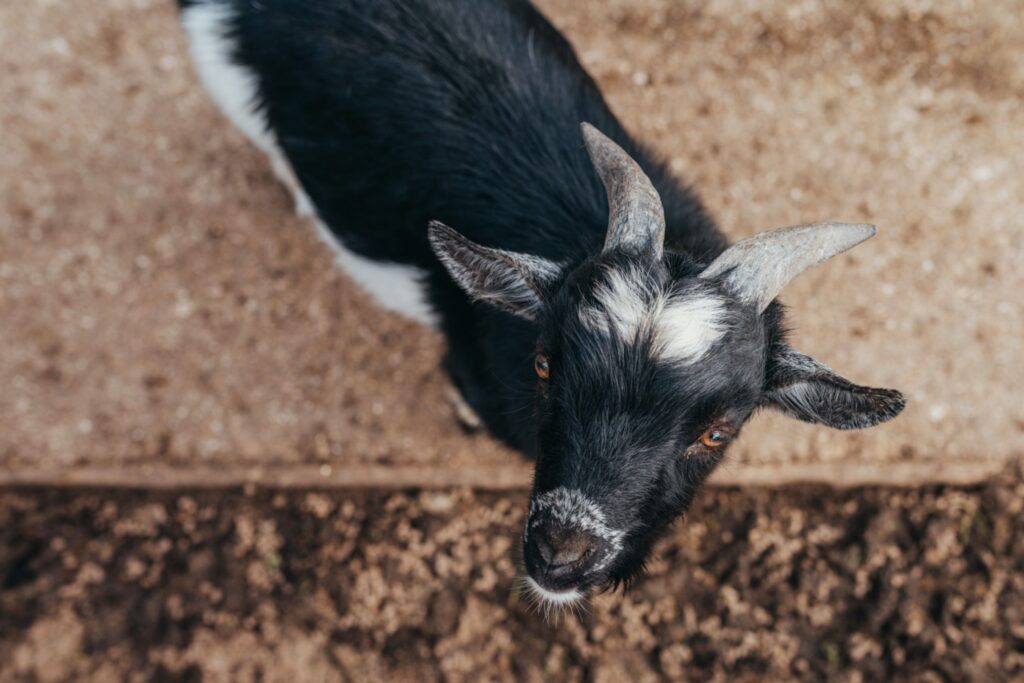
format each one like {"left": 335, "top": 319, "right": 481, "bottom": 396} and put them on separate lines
{"left": 1, "top": 0, "right": 1022, "bottom": 478}
{"left": 4, "top": 4, "right": 1023, "bottom": 680}
{"left": 3, "top": 463, "right": 1024, "bottom": 682}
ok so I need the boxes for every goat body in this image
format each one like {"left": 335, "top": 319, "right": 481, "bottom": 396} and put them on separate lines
{"left": 180, "top": 0, "right": 719, "bottom": 445}
{"left": 179, "top": 0, "right": 903, "bottom": 606}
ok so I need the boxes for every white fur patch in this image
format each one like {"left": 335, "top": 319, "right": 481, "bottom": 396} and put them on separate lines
{"left": 183, "top": 3, "right": 435, "bottom": 325}
{"left": 656, "top": 294, "right": 728, "bottom": 363}
{"left": 524, "top": 576, "right": 582, "bottom": 608}
{"left": 528, "top": 487, "right": 624, "bottom": 573}
{"left": 313, "top": 221, "right": 439, "bottom": 327}
{"left": 583, "top": 267, "right": 648, "bottom": 338}
{"left": 181, "top": 1, "right": 313, "bottom": 216}
{"left": 581, "top": 267, "right": 728, "bottom": 364}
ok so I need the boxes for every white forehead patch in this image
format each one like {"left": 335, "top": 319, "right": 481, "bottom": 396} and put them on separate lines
{"left": 581, "top": 267, "right": 649, "bottom": 339}
{"left": 580, "top": 267, "right": 729, "bottom": 364}
{"left": 656, "top": 294, "right": 729, "bottom": 363}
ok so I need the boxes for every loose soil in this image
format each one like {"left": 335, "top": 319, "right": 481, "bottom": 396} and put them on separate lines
{"left": 3, "top": 463, "right": 1024, "bottom": 682}
{"left": 1, "top": 0, "right": 1023, "bottom": 479}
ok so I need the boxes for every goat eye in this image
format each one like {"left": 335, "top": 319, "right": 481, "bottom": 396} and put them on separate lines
{"left": 698, "top": 426, "right": 732, "bottom": 449}
{"left": 534, "top": 353, "right": 550, "bottom": 380}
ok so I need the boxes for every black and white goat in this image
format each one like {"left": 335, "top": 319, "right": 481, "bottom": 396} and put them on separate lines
{"left": 178, "top": 0, "right": 904, "bottom": 608}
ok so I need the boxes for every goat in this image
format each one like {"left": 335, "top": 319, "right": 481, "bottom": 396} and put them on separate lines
{"left": 177, "top": 0, "right": 905, "bottom": 609}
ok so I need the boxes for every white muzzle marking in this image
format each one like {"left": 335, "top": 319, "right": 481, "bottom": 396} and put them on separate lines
{"left": 524, "top": 577, "right": 582, "bottom": 606}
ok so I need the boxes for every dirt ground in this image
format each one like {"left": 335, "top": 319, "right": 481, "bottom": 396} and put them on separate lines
{"left": 1, "top": 0, "right": 1022, "bottom": 479}
{"left": 3, "top": 463, "right": 1024, "bottom": 682}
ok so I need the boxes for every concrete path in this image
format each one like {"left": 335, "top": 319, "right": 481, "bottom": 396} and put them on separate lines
{"left": 1, "top": 0, "right": 1021, "bottom": 486}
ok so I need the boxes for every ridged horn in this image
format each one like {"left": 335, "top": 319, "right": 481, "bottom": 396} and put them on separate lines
{"left": 699, "top": 222, "right": 877, "bottom": 313}
{"left": 581, "top": 122, "right": 666, "bottom": 260}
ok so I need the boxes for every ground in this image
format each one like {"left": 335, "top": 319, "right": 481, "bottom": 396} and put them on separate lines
{"left": 1, "top": 0, "right": 1022, "bottom": 479}
{"left": 3, "top": 465, "right": 1024, "bottom": 682}
{"left": 2, "top": 0, "right": 1024, "bottom": 680}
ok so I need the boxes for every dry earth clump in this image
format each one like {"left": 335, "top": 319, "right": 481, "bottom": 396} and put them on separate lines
{"left": 3, "top": 463, "right": 1023, "bottom": 682}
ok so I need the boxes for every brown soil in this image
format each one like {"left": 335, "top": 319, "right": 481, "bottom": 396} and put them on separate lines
{"left": 1, "top": 0, "right": 1023, "bottom": 477}
{"left": 4, "top": 464, "right": 1024, "bottom": 682}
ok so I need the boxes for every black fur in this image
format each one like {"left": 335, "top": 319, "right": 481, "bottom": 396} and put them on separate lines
{"left": 179, "top": 0, "right": 904, "bottom": 596}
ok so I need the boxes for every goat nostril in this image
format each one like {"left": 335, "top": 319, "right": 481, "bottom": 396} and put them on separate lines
{"left": 536, "top": 535, "right": 556, "bottom": 565}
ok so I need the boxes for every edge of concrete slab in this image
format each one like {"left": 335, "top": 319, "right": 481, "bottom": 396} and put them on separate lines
{"left": 0, "top": 458, "right": 1013, "bottom": 490}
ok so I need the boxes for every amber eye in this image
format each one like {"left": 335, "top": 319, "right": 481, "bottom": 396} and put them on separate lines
{"left": 699, "top": 426, "right": 732, "bottom": 449}
{"left": 534, "top": 353, "right": 550, "bottom": 380}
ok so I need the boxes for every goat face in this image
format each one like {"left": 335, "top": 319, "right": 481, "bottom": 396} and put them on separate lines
{"left": 524, "top": 251, "right": 767, "bottom": 596}
{"left": 429, "top": 124, "right": 905, "bottom": 605}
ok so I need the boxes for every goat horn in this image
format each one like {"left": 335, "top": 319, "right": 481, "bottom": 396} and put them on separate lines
{"left": 699, "top": 222, "right": 876, "bottom": 313}
{"left": 581, "top": 122, "right": 666, "bottom": 260}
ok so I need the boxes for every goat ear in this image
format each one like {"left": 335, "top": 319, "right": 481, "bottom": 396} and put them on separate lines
{"left": 763, "top": 344, "right": 905, "bottom": 430}
{"left": 428, "top": 221, "right": 561, "bottom": 320}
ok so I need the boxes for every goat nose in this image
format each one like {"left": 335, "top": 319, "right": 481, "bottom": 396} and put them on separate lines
{"left": 536, "top": 527, "right": 594, "bottom": 571}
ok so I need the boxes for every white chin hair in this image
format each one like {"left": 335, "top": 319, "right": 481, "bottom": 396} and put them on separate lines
{"left": 525, "top": 576, "right": 582, "bottom": 607}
